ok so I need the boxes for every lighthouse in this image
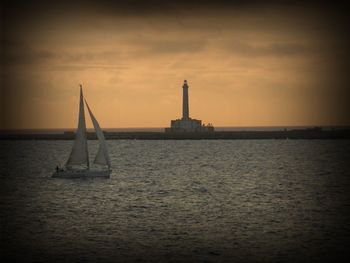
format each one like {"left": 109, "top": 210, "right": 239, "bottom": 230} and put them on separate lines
{"left": 182, "top": 80, "right": 189, "bottom": 120}
{"left": 165, "top": 80, "right": 214, "bottom": 132}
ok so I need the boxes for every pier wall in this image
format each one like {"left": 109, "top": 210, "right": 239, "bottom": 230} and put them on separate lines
{"left": 1, "top": 129, "right": 350, "bottom": 140}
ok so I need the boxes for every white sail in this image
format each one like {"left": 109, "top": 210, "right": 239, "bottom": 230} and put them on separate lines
{"left": 94, "top": 146, "right": 107, "bottom": 165}
{"left": 66, "top": 86, "right": 89, "bottom": 168}
{"left": 85, "top": 99, "right": 111, "bottom": 169}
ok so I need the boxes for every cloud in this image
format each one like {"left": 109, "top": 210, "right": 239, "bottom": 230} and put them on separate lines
{"left": 130, "top": 37, "right": 207, "bottom": 55}
{"left": 1, "top": 36, "right": 207, "bottom": 69}
{"left": 1, "top": 43, "right": 125, "bottom": 70}
{"left": 223, "top": 40, "right": 311, "bottom": 57}
{"left": 149, "top": 39, "right": 206, "bottom": 53}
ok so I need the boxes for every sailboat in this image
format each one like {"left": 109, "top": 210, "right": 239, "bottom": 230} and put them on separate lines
{"left": 53, "top": 85, "right": 111, "bottom": 178}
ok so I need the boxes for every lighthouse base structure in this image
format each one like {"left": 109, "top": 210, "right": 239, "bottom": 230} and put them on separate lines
{"left": 165, "top": 118, "right": 214, "bottom": 133}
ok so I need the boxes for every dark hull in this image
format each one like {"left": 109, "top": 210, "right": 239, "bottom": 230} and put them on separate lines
{"left": 52, "top": 169, "right": 110, "bottom": 178}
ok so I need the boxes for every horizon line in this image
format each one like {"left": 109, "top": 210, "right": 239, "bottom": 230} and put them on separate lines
{"left": 1, "top": 124, "right": 350, "bottom": 131}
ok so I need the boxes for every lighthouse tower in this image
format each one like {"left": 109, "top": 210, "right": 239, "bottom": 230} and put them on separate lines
{"left": 182, "top": 80, "right": 189, "bottom": 120}
{"left": 166, "top": 80, "right": 214, "bottom": 132}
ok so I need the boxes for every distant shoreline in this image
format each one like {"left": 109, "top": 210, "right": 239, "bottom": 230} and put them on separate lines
{"left": 1, "top": 128, "right": 350, "bottom": 140}
{"left": 1, "top": 125, "right": 350, "bottom": 134}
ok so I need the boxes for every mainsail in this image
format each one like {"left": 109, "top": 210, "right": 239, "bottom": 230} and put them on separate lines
{"left": 85, "top": 99, "right": 111, "bottom": 169}
{"left": 66, "top": 86, "right": 89, "bottom": 168}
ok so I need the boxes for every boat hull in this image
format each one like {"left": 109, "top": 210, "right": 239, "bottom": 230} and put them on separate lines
{"left": 52, "top": 169, "right": 110, "bottom": 178}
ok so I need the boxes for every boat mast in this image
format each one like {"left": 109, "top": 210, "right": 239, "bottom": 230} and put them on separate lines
{"left": 66, "top": 85, "right": 90, "bottom": 169}
{"left": 81, "top": 85, "right": 90, "bottom": 170}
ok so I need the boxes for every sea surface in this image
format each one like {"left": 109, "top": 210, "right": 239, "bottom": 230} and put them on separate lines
{"left": 1, "top": 140, "right": 350, "bottom": 262}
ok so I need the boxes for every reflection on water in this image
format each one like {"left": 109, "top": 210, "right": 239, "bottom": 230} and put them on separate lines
{"left": 1, "top": 140, "right": 350, "bottom": 262}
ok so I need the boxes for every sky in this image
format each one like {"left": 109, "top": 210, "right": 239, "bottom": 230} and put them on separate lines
{"left": 1, "top": 0, "right": 350, "bottom": 129}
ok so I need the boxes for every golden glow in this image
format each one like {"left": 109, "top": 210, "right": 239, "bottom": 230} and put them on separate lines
{"left": 2, "top": 4, "right": 349, "bottom": 129}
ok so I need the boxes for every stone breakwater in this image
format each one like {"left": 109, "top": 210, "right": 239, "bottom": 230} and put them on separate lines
{"left": 1, "top": 129, "right": 350, "bottom": 140}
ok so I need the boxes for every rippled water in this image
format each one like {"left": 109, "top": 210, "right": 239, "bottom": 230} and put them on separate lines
{"left": 1, "top": 140, "right": 350, "bottom": 262}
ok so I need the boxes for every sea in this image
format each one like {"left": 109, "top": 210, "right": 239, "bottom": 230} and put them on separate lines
{"left": 1, "top": 140, "right": 350, "bottom": 262}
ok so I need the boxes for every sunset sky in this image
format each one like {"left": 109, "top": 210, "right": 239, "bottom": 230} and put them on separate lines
{"left": 1, "top": 0, "right": 349, "bottom": 129}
